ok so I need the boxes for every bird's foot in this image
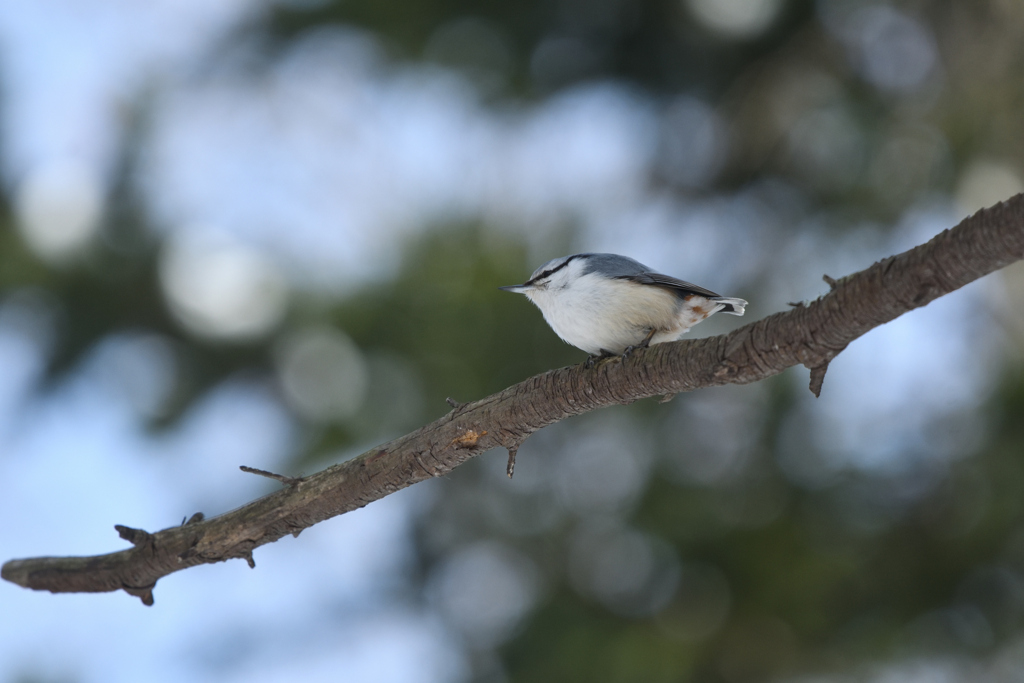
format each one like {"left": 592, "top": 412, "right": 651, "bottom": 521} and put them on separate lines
{"left": 585, "top": 349, "right": 616, "bottom": 369}
{"left": 621, "top": 330, "right": 656, "bottom": 361}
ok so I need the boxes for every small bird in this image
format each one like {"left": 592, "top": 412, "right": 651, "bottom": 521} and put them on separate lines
{"left": 500, "top": 253, "right": 747, "bottom": 362}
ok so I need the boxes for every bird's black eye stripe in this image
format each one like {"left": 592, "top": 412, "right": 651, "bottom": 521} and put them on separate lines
{"left": 524, "top": 254, "right": 582, "bottom": 285}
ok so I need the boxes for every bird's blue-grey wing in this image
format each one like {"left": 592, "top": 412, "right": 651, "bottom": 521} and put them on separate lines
{"left": 623, "top": 272, "right": 723, "bottom": 299}
{"left": 578, "top": 253, "right": 651, "bottom": 278}
{"left": 580, "top": 253, "right": 726, "bottom": 298}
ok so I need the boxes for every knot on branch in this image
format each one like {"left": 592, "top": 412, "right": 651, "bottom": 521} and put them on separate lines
{"left": 122, "top": 583, "right": 156, "bottom": 606}
{"left": 182, "top": 512, "right": 205, "bottom": 526}
{"left": 808, "top": 361, "right": 830, "bottom": 398}
{"left": 115, "top": 525, "right": 154, "bottom": 550}
{"left": 178, "top": 540, "right": 199, "bottom": 563}
{"left": 712, "top": 360, "right": 742, "bottom": 380}
{"left": 449, "top": 428, "right": 487, "bottom": 450}
{"left": 801, "top": 341, "right": 848, "bottom": 397}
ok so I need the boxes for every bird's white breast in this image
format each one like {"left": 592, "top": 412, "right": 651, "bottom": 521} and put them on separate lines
{"left": 526, "top": 273, "right": 682, "bottom": 354}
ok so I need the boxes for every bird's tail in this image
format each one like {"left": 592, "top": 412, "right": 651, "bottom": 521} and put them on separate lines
{"left": 711, "top": 296, "right": 747, "bottom": 316}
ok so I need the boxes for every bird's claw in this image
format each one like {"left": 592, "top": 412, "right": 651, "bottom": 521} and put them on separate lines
{"left": 622, "top": 331, "right": 655, "bottom": 361}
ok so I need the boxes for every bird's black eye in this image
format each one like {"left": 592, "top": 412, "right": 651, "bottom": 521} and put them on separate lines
{"left": 528, "top": 269, "right": 554, "bottom": 285}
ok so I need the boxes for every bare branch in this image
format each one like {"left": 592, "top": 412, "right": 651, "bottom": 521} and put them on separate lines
{"left": 239, "top": 465, "right": 300, "bottom": 487}
{"left": 4, "top": 195, "right": 1024, "bottom": 605}
{"left": 506, "top": 447, "right": 519, "bottom": 479}
{"left": 445, "top": 397, "right": 467, "bottom": 410}
{"left": 808, "top": 361, "right": 830, "bottom": 398}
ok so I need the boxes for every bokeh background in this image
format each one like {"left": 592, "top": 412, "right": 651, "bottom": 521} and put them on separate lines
{"left": 2, "top": 0, "right": 1024, "bottom": 681}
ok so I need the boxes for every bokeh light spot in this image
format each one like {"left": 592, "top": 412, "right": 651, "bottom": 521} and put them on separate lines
{"left": 854, "top": 6, "right": 938, "bottom": 93}
{"left": 275, "top": 326, "right": 369, "bottom": 423}
{"left": 427, "top": 541, "right": 542, "bottom": 647}
{"left": 955, "top": 160, "right": 1024, "bottom": 217}
{"left": 686, "top": 0, "right": 785, "bottom": 39}
{"left": 554, "top": 417, "right": 653, "bottom": 514}
{"left": 159, "top": 228, "right": 288, "bottom": 341}
{"left": 14, "top": 159, "right": 103, "bottom": 263}
{"left": 568, "top": 520, "right": 680, "bottom": 618}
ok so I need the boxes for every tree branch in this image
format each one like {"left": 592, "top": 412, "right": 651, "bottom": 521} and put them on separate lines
{"left": 5, "top": 195, "right": 1024, "bottom": 604}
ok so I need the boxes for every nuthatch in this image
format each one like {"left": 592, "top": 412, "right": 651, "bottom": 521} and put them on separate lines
{"left": 500, "top": 253, "right": 746, "bottom": 362}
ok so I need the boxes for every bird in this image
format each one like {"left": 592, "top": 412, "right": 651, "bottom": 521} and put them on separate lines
{"left": 500, "top": 253, "right": 747, "bottom": 364}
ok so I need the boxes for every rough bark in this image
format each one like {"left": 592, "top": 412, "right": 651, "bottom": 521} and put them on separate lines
{"left": 4, "top": 195, "right": 1024, "bottom": 605}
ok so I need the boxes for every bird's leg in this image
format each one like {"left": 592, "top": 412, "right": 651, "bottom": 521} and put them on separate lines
{"left": 585, "top": 349, "right": 616, "bottom": 369}
{"left": 621, "top": 329, "right": 657, "bottom": 361}
{"left": 637, "top": 328, "right": 657, "bottom": 349}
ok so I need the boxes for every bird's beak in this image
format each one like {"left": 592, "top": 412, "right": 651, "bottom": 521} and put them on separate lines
{"left": 498, "top": 284, "right": 530, "bottom": 293}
